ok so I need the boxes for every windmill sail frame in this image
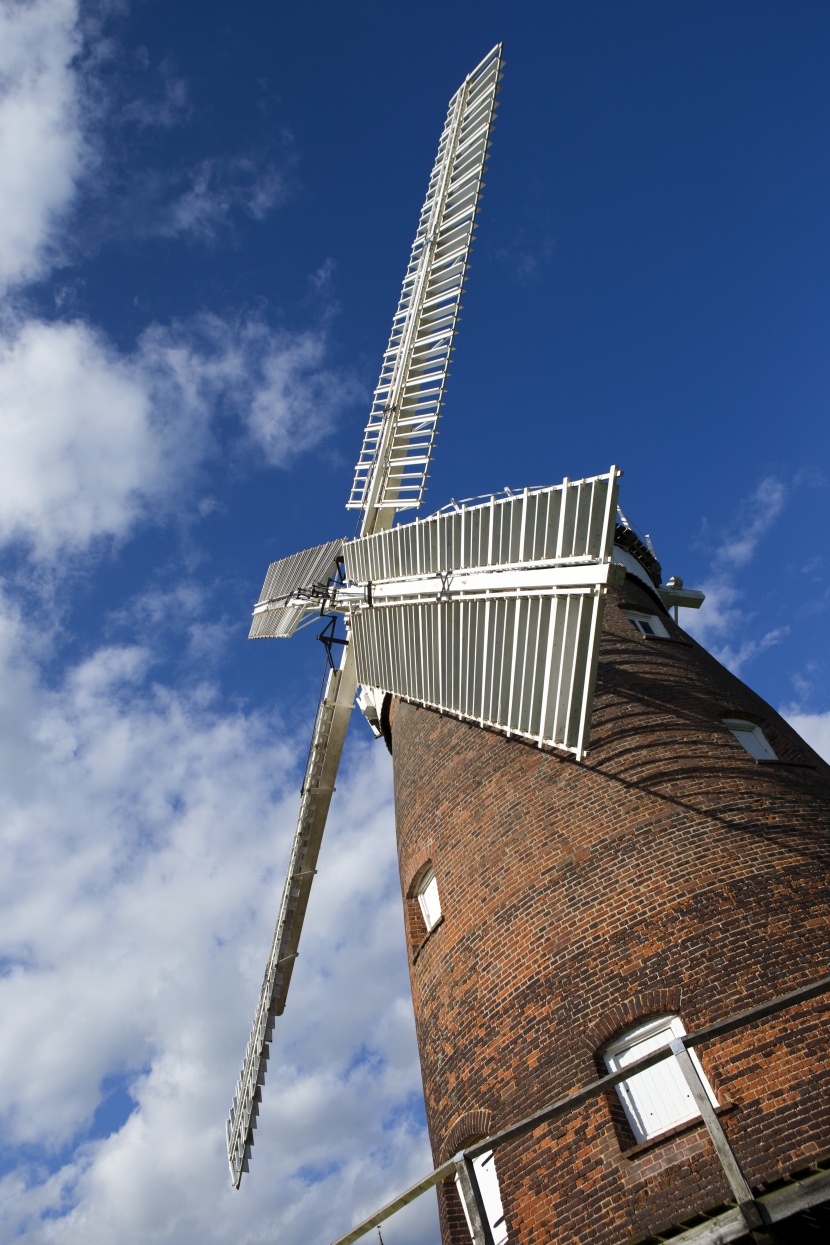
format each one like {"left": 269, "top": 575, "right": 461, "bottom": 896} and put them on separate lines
{"left": 226, "top": 651, "right": 357, "bottom": 1187}
{"left": 249, "top": 539, "right": 344, "bottom": 639}
{"left": 229, "top": 48, "right": 503, "bottom": 1184}
{"left": 347, "top": 44, "right": 503, "bottom": 520}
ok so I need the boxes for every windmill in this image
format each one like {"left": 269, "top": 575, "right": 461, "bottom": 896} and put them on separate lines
{"left": 227, "top": 42, "right": 624, "bottom": 1189}
{"left": 215, "top": 39, "right": 830, "bottom": 1245}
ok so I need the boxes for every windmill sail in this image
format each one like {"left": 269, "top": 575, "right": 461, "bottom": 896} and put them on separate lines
{"left": 227, "top": 650, "right": 357, "bottom": 1187}
{"left": 347, "top": 44, "right": 503, "bottom": 522}
{"left": 344, "top": 471, "right": 621, "bottom": 759}
{"left": 249, "top": 539, "right": 344, "bottom": 639}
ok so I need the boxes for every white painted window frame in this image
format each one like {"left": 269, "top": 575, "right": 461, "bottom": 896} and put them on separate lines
{"left": 622, "top": 609, "right": 670, "bottom": 639}
{"left": 604, "top": 1015, "right": 718, "bottom": 1144}
{"left": 455, "top": 1148, "right": 508, "bottom": 1244}
{"left": 416, "top": 866, "right": 442, "bottom": 931}
{"left": 722, "top": 718, "right": 777, "bottom": 761}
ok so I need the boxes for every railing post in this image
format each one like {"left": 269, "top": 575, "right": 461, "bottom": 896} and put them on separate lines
{"left": 453, "top": 1152, "right": 496, "bottom": 1245}
{"left": 669, "top": 1039, "right": 777, "bottom": 1244}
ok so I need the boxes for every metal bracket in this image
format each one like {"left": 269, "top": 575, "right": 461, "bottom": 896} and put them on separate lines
{"left": 437, "top": 570, "right": 453, "bottom": 602}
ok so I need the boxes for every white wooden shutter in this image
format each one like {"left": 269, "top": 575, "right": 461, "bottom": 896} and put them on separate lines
{"left": 722, "top": 719, "right": 777, "bottom": 760}
{"left": 604, "top": 1017, "right": 718, "bottom": 1144}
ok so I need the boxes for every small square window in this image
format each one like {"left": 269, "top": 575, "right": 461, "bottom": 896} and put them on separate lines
{"left": 722, "top": 718, "right": 777, "bottom": 761}
{"left": 417, "top": 866, "right": 442, "bottom": 931}
{"left": 623, "top": 610, "right": 669, "bottom": 639}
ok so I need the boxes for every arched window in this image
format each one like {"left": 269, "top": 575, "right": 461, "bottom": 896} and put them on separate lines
{"left": 722, "top": 717, "right": 777, "bottom": 760}
{"left": 455, "top": 1149, "right": 508, "bottom": 1244}
{"left": 603, "top": 1016, "right": 718, "bottom": 1144}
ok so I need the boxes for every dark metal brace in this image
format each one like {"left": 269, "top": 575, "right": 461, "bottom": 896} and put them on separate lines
{"left": 317, "top": 617, "right": 348, "bottom": 670}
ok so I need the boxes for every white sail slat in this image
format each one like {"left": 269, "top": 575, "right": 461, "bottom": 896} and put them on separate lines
{"left": 350, "top": 590, "right": 604, "bottom": 758}
{"left": 342, "top": 470, "right": 620, "bottom": 759}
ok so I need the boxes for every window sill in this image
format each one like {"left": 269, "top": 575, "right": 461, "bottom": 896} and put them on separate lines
{"left": 621, "top": 1100, "right": 737, "bottom": 1159}
{"left": 412, "top": 913, "right": 445, "bottom": 964}
{"left": 754, "top": 758, "right": 817, "bottom": 769}
{"left": 639, "top": 633, "right": 694, "bottom": 647}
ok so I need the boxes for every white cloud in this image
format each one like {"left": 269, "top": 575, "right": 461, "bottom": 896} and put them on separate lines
{"left": 0, "top": 590, "right": 437, "bottom": 1244}
{"left": 779, "top": 708, "right": 830, "bottom": 765}
{"left": 161, "top": 156, "right": 286, "bottom": 241}
{"left": 0, "top": 317, "right": 184, "bottom": 558}
{"left": 0, "top": 313, "right": 354, "bottom": 561}
{"left": 683, "top": 477, "right": 788, "bottom": 673}
{"left": 0, "top": 1, "right": 354, "bottom": 568}
{"left": 687, "top": 618, "right": 787, "bottom": 678}
{"left": 712, "top": 477, "right": 786, "bottom": 571}
{"left": 0, "top": 0, "right": 287, "bottom": 284}
{"left": 247, "top": 326, "right": 361, "bottom": 465}
{"left": 0, "top": 0, "right": 85, "bottom": 292}
{"left": 120, "top": 55, "right": 191, "bottom": 131}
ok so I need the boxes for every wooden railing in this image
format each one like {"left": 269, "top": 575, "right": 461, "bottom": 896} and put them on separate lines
{"left": 330, "top": 971, "right": 830, "bottom": 1245}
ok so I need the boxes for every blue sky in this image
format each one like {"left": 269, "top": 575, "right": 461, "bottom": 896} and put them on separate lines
{"left": 0, "top": 2, "right": 828, "bottom": 1243}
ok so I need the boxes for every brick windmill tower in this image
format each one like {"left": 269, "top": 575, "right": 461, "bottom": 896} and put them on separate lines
{"left": 227, "top": 46, "right": 830, "bottom": 1245}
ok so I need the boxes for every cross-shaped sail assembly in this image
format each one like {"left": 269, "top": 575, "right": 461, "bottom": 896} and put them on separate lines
{"left": 227, "top": 44, "right": 504, "bottom": 1188}
{"left": 227, "top": 38, "right": 625, "bottom": 1187}
{"left": 226, "top": 41, "right": 626, "bottom": 1188}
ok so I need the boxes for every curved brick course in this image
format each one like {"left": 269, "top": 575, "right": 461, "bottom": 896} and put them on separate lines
{"left": 390, "top": 575, "right": 830, "bottom": 1243}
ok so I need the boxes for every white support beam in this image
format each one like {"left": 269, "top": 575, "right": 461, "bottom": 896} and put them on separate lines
{"left": 337, "top": 559, "right": 625, "bottom": 608}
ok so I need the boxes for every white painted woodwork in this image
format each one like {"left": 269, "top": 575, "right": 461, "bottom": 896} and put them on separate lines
{"left": 344, "top": 471, "right": 621, "bottom": 758}
{"left": 346, "top": 471, "right": 619, "bottom": 584}
{"left": 604, "top": 1016, "right": 718, "bottom": 1144}
{"left": 722, "top": 718, "right": 777, "bottom": 761}
{"left": 226, "top": 646, "right": 358, "bottom": 1186}
{"left": 456, "top": 1150, "right": 509, "bottom": 1244}
{"left": 622, "top": 609, "right": 670, "bottom": 639}
{"left": 417, "top": 868, "right": 442, "bottom": 930}
{"left": 249, "top": 539, "right": 344, "bottom": 639}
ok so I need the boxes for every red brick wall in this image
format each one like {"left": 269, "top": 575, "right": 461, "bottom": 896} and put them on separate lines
{"left": 390, "top": 576, "right": 830, "bottom": 1243}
